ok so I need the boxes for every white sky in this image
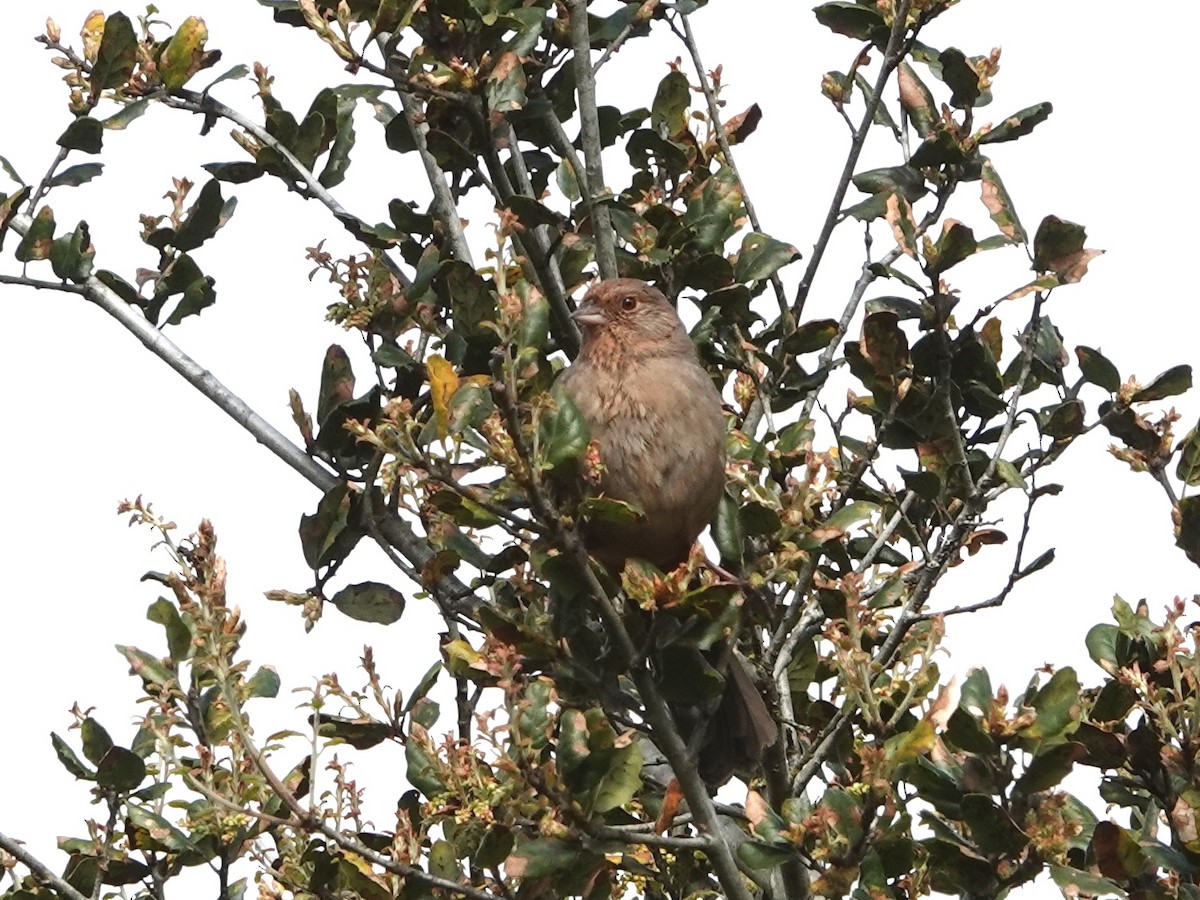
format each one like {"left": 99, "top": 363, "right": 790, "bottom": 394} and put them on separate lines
{"left": 2, "top": 1, "right": 1198, "bottom": 893}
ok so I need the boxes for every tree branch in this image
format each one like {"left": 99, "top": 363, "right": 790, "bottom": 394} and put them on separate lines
{"left": 216, "top": 674, "right": 503, "bottom": 900}
{"left": 566, "top": 0, "right": 617, "bottom": 280}
{"left": 0, "top": 831, "right": 89, "bottom": 900}
{"left": 398, "top": 92, "right": 475, "bottom": 267}
{"left": 675, "top": 12, "right": 789, "bottom": 319}
{"left": 792, "top": 0, "right": 915, "bottom": 319}
{"left": 5, "top": 210, "right": 477, "bottom": 615}
{"left": 163, "top": 89, "right": 412, "bottom": 288}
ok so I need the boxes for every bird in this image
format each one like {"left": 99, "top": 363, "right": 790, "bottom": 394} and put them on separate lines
{"left": 557, "top": 277, "right": 726, "bottom": 572}
{"left": 557, "top": 277, "right": 777, "bottom": 785}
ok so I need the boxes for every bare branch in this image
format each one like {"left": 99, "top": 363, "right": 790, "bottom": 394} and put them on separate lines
{"left": 566, "top": 0, "right": 617, "bottom": 280}
{"left": 0, "top": 274, "right": 87, "bottom": 293}
{"left": 0, "top": 831, "right": 89, "bottom": 900}
{"left": 5, "top": 210, "right": 477, "bottom": 614}
{"left": 398, "top": 92, "right": 475, "bottom": 266}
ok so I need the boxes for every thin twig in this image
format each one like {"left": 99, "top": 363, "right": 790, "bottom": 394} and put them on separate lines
{"left": 492, "top": 121, "right": 580, "bottom": 354}
{"left": 216, "top": 675, "right": 503, "bottom": 900}
{"left": 566, "top": 0, "right": 617, "bottom": 280}
{"left": 26, "top": 146, "right": 69, "bottom": 213}
{"left": 792, "top": 0, "right": 916, "bottom": 319}
{"left": 675, "top": 12, "right": 789, "bottom": 319}
{"left": 163, "top": 89, "right": 411, "bottom": 288}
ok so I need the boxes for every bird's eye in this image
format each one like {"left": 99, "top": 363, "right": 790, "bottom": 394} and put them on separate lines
{"left": 621, "top": 296, "right": 638, "bottom": 311}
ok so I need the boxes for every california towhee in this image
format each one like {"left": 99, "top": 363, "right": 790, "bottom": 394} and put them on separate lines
{"left": 558, "top": 277, "right": 726, "bottom": 572}
{"left": 558, "top": 277, "right": 777, "bottom": 785}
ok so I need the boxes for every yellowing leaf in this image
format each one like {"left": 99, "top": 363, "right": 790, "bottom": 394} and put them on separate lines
{"left": 159, "top": 17, "right": 208, "bottom": 90}
{"left": 427, "top": 355, "right": 458, "bottom": 438}
{"left": 82, "top": 11, "right": 106, "bottom": 63}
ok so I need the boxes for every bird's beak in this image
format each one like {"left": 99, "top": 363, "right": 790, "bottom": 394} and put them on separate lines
{"left": 571, "top": 298, "right": 606, "bottom": 327}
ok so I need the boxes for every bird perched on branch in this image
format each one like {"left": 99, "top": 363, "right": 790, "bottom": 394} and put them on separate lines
{"left": 557, "top": 277, "right": 777, "bottom": 785}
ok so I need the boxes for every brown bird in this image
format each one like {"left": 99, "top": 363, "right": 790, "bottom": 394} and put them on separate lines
{"left": 558, "top": 277, "right": 726, "bottom": 571}
{"left": 558, "top": 277, "right": 777, "bottom": 785}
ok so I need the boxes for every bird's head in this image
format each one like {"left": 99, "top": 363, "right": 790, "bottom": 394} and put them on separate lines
{"left": 571, "top": 278, "right": 690, "bottom": 354}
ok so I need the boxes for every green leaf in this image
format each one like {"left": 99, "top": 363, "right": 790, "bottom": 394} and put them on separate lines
{"left": 733, "top": 231, "right": 801, "bottom": 283}
{"left": 48, "top": 163, "right": 104, "bottom": 188}
{"left": 979, "top": 160, "right": 1026, "bottom": 243}
{"left": 1023, "top": 667, "right": 1081, "bottom": 742}
{"left": 15, "top": 206, "right": 55, "bottom": 262}
{"left": 299, "top": 483, "right": 360, "bottom": 570}
{"left": 1091, "top": 821, "right": 1148, "bottom": 882}
{"left": 329, "top": 581, "right": 406, "bottom": 625}
{"left": 1132, "top": 364, "right": 1191, "bottom": 403}
{"left": 146, "top": 597, "right": 192, "bottom": 662}
{"left": 938, "top": 48, "right": 982, "bottom": 108}
{"left": 1175, "top": 495, "right": 1200, "bottom": 567}
{"left": 924, "top": 220, "right": 977, "bottom": 276}
{"left": 0, "top": 154, "right": 25, "bottom": 185}
{"left": 315, "top": 714, "right": 391, "bottom": 749}
{"left": 898, "top": 62, "right": 937, "bottom": 137}
{"left": 245, "top": 666, "right": 281, "bottom": 699}
{"left": 156, "top": 254, "right": 217, "bottom": 326}
{"left": 853, "top": 165, "right": 927, "bottom": 201}
{"left": 1048, "top": 865, "right": 1127, "bottom": 899}
{"left": 116, "top": 645, "right": 175, "bottom": 687}
{"left": 813, "top": 2, "right": 888, "bottom": 44}
{"left": 51, "top": 733, "right": 95, "bottom": 780}
{"left": 738, "top": 841, "right": 794, "bottom": 870}
{"left": 650, "top": 69, "right": 690, "bottom": 137}
{"left": 49, "top": 221, "right": 95, "bottom": 281}
{"left": 202, "top": 161, "right": 265, "bottom": 183}
{"left": 174, "top": 179, "right": 231, "bottom": 252}
{"left": 579, "top": 496, "right": 645, "bottom": 526}
{"left": 1074, "top": 346, "right": 1120, "bottom": 393}
{"left": 979, "top": 102, "right": 1053, "bottom": 144}
{"left": 783, "top": 318, "right": 840, "bottom": 354}
{"left": 486, "top": 51, "right": 527, "bottom": 115}
{"left": 200, "top": 63, "right": 250, "bottom": 94}
{"left": 1177, "top": 420, "right": 1200, "bottom": 486}
{"left": 57, "top": 118, "right": 104, "bottom": 154}
{"left": 713, "top": 491, "right": 744, "bottom": 566}
{"left": 1032, "top": 215, "right": 1104, "bottom": 283}
{"left": 540, "top": 382, "right": 590, "bottom": 471}
{"left": 590, "top": 740, "right": 642, "bottom": 813}
{"left": 1015, "top": 742, "right": 1084, "bottom": 795}
{"left": 80, "top": 717, "right": 114, "bottom": 765}
{"left": 317, "top": 96, "right": 356, "bottom": 189}
{"left": 505, "top": 837, "right": 597, "bottom": 879}
{"left": 90, "top": 13, "right": 137, "bottom": 92}
{"left": 125, "top": 805, "right": 204, "bottom": 855}
{"left": 102, "top": 98, "right": 151, "bottom": 130}
{"left": 405, "top": 739, "right": 446, "bottom": 797}
{"left": 96, "top": 746, "right": 147, "bottom": 792}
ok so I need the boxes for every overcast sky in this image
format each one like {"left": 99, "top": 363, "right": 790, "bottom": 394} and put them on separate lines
{"left": 2, "top": 1, "right": 1197, "bottom": 888}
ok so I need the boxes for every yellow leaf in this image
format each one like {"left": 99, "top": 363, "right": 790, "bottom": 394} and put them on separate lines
{"left": 159, "top": 16, "right": 207, "bottom": 90}
{"left": 82, "top": 11, "right": 106, "bottom": 62}
{"left": 427, "top": 355, "right": 458, "bottom": 438}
